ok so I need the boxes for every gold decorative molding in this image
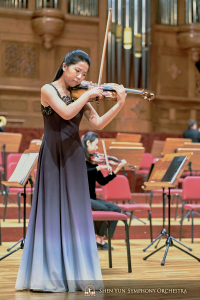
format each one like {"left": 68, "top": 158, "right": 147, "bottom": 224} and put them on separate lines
{"left": 31, "top": 9, "right": 65, "bottom": 50}
{"left": 131, "top": 100, "right": 146, "bottom": 118}
{"left": 167, "top": 63, "right": 182, "bottom": 80}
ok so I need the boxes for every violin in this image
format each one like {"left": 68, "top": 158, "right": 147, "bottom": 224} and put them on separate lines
{"left": 71, "top": 9, "right": 155, "bottom": 104}
{"left": 90, "top": 152, "right": 136, "bottom": 171}
{"left": 71, "top": 80, "right": 155, "bottom": 102}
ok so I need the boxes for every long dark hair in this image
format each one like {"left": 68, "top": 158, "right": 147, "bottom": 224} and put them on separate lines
{"left": 53, "top": 49, "right": 91, "bottom": 81}
{"left": 82, "top": 131, "right": 99, "bottom": 162}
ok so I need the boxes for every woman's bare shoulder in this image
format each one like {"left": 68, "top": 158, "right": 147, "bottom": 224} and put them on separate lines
{"left": 41, "top": 83, "right": 51, "bottom": 92}
{"left": 41, "top": 83, "right": 56, "bottom": 97}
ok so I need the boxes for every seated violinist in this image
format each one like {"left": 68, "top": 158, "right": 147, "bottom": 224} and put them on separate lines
{"left": 82, "top": 131, "right": 127, "bottom": 250}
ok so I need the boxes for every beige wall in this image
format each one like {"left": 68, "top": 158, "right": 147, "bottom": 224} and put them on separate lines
{"left": 0, "top": 0, "right": 200, "bottom": 134}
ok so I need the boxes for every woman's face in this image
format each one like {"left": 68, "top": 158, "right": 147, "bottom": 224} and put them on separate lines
{"left": 63, "top": 61, "right": 89, "bottom": 87}
{"left": 87, "top": 138, "right": 99, "bottom": 155}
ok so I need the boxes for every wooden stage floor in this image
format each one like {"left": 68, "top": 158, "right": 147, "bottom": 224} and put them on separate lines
{"left": 0, "top": 239, "right": 200, "bottom": 300}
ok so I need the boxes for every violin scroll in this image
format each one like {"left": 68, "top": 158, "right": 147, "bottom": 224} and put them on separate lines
{"left": 141, "top": 90, "right": 155, "bottom": 102}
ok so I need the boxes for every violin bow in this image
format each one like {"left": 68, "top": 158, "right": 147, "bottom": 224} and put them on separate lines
{"left": 98, "top": 8, "right": 112, "bottom": 86}
{"left": 102, "top": 140, "right": 110, "bottom": 171}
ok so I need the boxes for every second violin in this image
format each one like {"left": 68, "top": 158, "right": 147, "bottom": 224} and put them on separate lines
{"left": 91, "top": 152, "right": 136, "bottom": 171}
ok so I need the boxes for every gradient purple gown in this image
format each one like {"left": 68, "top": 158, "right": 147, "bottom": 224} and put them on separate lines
{"left": 15, "top": 87, "right": 103, "bottom": 292}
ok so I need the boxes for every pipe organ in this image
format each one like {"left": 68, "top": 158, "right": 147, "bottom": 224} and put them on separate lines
{"left": 107, "top": 0, "right": 152, "bottom": 89}
{"left": 156, "top": 0, "right": 200, "bottom": 25}
{"left": 68, "top": 0, "right": 98, "bottom": 16}
{"left": 0, "top": 0, "right": 27, "bottom": 8}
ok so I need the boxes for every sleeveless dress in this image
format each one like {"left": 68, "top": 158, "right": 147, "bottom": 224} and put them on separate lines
{"left": 15, "top": 84, "right": 103, "bottom": 292}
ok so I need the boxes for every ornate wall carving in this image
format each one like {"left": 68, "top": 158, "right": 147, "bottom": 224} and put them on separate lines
{"left": 3, "top": 41, "right": 39, "bottom": 79}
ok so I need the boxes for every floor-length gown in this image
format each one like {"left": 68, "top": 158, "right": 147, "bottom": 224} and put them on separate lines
{"left": 15, "top": 85, "right": 103, "bottom": 292}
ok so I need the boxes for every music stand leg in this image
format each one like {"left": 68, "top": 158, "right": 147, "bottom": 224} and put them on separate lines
{"left": 143, "top": 188, "right": 200, "bottom": 265}
{"left": 154, "top": 191, "right": 167, "bottom": 249}
{"left": 143, "top": 228, "right": 168, "bottom": 252}
{"left": 143, "top": 188, "right": 167, "bottom": 251}
{"left": 0, "top": 182, "right": 28, "bottom": 261}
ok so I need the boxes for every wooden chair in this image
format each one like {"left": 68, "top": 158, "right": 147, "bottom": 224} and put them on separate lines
{"left": 179, "top": 176, "right": 200, "bottom": 243}
{"left": 92, "top": 211, "right": 132, "bottom": 273}
{"left": 102, "top": 175, "right": 153, "bottom": 242}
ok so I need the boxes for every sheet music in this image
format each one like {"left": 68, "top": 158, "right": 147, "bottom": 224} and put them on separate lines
{"left": 8, "top": 153, "right": 38, "bottom": 184}
{"left": 161, "top": 156, "right": 187, "bottom": 183}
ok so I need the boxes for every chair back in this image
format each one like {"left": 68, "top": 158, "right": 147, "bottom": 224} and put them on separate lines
{"left": 182, "top": 176, "right": 200, "bottom": 201}
{"left": 102, "top": 175, "right": 132, "bottom": 202}
{"left": 6, "top": 153, "right": 22, "bottom": 179}
{"left": 0, "top": 152, "right": 2, "bottom": 166}
{"left": 139, "top": 153, "right": 154, "bottom": 169}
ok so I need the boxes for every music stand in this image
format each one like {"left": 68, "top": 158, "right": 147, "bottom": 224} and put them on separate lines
{"left": 161, "top": 138, "right": 192, "bottom": 156}
{"left": 142, "top": 152, "right": 200, "bottom": 265}
{"left": 177, "top": 148, "right": 200, "bottom": 174}
{"left": 108, "top": 145, "right": 144, "bottom": 190}
{"left": 150, "top": 140, "right": 165, "bottom": 158}
{"left": 97, "top": 138, "right": 116, "bottom": 154}
{"left": 107, "top": 146, "right": 146, "bottom": 224}
{"left": 0, "top": 149, "right": 38, "bottom": 261}
{"left": 116, "top": 132, "right": 142, "bottom": 143}
{"left": 107, "top": 146, "right": 144, "bottom": 172}
{"left": 111, "top": 142, "right": 143, "bottom": 148}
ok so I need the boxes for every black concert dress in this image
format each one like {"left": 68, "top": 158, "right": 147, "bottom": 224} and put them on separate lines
{"left": 15, "top": 84, "right": 103, "bottom": 292}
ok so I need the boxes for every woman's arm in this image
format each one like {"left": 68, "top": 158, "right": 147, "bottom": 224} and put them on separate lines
{"left": 96, "top": 160, "right": 127, "bottom": 185}
{"left": 83, "top": 85, "right": 126, "bottom": 130}
{"left": 41, "top": 84, "right": 103, "bottom": 120}
{"left": 113, "top": 160, "right": 127, "bottom": 174}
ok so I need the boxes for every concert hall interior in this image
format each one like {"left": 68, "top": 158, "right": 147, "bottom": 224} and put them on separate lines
{"left": 0, "top": 0, "right": 200, "bottom": 299}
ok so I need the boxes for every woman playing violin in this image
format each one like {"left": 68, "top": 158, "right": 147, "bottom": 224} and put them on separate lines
{"left": 15, "top": 49, "right": 126, "bottom": 293}
{"left": 82, "top": 131, "right": 127, "bottom": 250}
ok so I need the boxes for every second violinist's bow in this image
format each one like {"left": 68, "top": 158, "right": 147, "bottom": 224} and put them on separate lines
{"left": 102, "top": 140, "right": 110, "bottom": 172}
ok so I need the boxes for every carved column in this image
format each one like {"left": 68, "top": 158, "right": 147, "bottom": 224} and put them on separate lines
{"left": 177, "top": 24, "right": 200, "bottom": 97}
